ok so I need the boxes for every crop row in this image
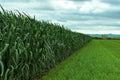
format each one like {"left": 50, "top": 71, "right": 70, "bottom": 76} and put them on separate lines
{"left": 0, "top": 6, "right": 91, "bottom": 80}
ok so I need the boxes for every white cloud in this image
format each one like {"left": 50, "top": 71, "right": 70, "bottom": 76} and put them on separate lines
{"left": 1, "top": 1, "right": 55, "bottom": 20}
{"left": 1, "top": 2, "right": 48, "bottom": 10}
{"left": 51, "top": 0, "right": 77, "bottom": 10}
{"left": 0, "top": 0, "right": 120, "bottom": 34}
{"left": 79, "top": 0, "right": 110, "bottom": 14}
{"left": 73, "top": 30, "right": 120, "bottom": 34}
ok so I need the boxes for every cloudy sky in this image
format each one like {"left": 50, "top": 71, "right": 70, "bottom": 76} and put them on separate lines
{"left": 0, "top": 0, "right": 120, "bottom": 34}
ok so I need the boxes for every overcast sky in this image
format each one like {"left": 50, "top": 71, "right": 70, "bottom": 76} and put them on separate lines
{"left": 0, "top": 0, "right": 120, "bottom": 34}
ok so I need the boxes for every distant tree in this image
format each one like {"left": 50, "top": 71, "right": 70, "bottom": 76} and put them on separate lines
{"left": 101, "top": 34, "right": 107, "bottom": 39}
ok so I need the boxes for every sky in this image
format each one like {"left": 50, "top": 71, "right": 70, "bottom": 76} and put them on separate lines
{"left": 0, "top": 0, "right": 120, "bottom": 34}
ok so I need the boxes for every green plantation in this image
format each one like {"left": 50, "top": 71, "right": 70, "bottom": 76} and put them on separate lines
{"left": 0, "top": 7, "right": 91, "bottom": 80}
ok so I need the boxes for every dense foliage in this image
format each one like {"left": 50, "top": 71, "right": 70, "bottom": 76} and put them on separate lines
{"left": 0, "top": 7, "right": 91, "bottom": 80}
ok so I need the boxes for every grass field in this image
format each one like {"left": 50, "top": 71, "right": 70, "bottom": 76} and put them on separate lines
{"left": 40, "top": 40, "right": 120, "bottom": 80}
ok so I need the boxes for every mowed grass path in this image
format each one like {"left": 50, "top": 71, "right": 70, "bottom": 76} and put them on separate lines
{"left": 40, "top": 40, "right": 120, "bottom": 80}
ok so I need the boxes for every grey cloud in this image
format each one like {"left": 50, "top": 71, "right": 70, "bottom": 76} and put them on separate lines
{"left": 56, "top": 9, "right": 120, "bottom": 22}
{"left": 88, "top": 10, "right": 120, "bottom": 20}
{"left": 78, "top": 24, "right": 120, "bottom": 27}
{"left": 0, "top": 0, "right": 30, "bottom": 2}
{"left": 67, "top": 25, "right": 120, "bottom": 30}
{"left": 101, "top": 0, "right": 120, "bottom": 5}
{"left": 68, "top": 22, "right": 120, "bottom": 28}
{"left": 31, "top": 6, "right": 54, "bottom": 11}
{"left": 0, "top": 0, "right": 49, "bottom": 3}
{"left": 0, "top": 0, "right": 120, "bottom": 34}
{"left": 71, "top": 0, "right": 91, "bottom": 1}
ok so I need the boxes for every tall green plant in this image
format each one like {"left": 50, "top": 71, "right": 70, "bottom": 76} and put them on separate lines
{"left": 0, "top": 6, "right": 91, "bottom": 80}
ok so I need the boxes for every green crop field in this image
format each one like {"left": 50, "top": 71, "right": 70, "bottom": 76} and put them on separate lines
{"left": 0, "top": 7, "right": 91, "bottom": 80}
{"left": 1, "top": 6, "right": 120, "bottom": 80}
{"left": 41, "top": 40, "right": 120, "bottom": 80}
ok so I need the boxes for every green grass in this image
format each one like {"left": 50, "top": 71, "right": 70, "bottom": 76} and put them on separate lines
{"left": 40, "top": 40, "right": 120, "bottom": 80}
